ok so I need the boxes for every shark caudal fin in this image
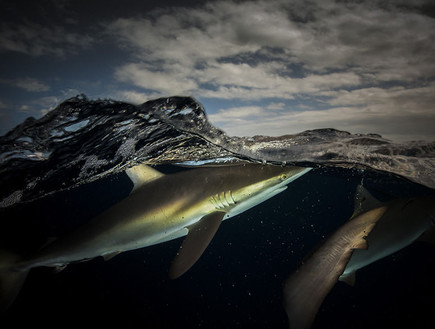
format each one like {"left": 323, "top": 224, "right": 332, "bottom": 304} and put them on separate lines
{"left": 0, "top": 250, "right": 29, "bottom": 312}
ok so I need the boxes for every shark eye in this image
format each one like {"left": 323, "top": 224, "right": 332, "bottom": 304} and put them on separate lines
{"left": 281, "top": 174, "right": 288, "bottom": 180}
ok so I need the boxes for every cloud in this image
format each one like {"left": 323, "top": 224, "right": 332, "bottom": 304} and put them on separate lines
{"left": 105, "top": 0, "right": 435, "bottom": 141}
{"left": 208, "top": 106, "right": 269, "bottom": 123}
{"left": 115, "top": 62, "right": 199, "bottom": 95}
{"left": 321, "top": 84, "right": 435, "bottom": 113}
{"left": 107, "top": 0, "right": 435, "bottom": 89}
{"left": 0, "top": 22, "right": 94, "bottom": 57}
{"left": 12, "top": 95, "right": 61, "bottom": 118}
{"left": 266, "top": 102, "right": 286, "bottom": 110}
{"left": 116, "top": 90, "right": 160, "bottom": 104}
{"left": 3, "top": 0, "right": 431, "bottom": 141}
{"left": 115, "top": 61, "right": 361, "bottom": 100}
{"left": 0, "top": 99, "right": 6, "bottom": 109}
{"left": 5, "top": 78, "right": 51, "bottom": 92}
{"left": 209, "top": 83, "right": 435, "bottom": 141}
{"left": 37, "top": 96, "right": 61, "bottom": 116}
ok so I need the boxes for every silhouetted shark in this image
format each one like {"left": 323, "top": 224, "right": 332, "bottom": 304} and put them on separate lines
{"left": 283, "top": 185, "right": 435, "bottom": 329}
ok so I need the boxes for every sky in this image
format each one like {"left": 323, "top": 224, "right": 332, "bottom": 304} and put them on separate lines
{"left": 0, "top": 0, "right": 434, "bottom": 142}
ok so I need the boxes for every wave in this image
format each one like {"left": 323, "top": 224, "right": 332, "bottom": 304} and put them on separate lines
{"left": 0, "top": 95, "right": 434, "bottom": 208}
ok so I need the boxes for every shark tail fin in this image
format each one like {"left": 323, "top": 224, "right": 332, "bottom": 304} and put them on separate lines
{"left": 0, "top": 250, "right": 29, "bottom": 313}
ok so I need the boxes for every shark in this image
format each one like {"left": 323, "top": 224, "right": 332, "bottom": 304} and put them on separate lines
{"left": 0, "top": 162, "right": 311, "bottom": 311}
{"left": 283, "top": 185, "right": 435, "bottom": 329}
{"left": 340, "top": 185, "right": 435, "bottom": 285}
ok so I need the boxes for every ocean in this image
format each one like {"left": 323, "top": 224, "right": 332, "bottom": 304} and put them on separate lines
{"left": 1, "top": 96, "right": 434, "bottom": 328}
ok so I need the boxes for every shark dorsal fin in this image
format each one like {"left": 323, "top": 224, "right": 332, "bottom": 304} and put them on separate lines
{"left": 351, "top": 185, "right": 383, "bottom": 219}
{"left": 126, "top": 164, "right": 165, "bottom": 193}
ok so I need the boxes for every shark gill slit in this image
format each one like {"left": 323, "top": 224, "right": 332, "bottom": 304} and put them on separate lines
{"left": 209, "top": 191, "right": 235, "bottom": 210}
{"left": 224, "top": 190, "right": 236, "bottom": 206}
{"left": 220, "top": 191, "right": 229, "bottom": 207}
{"left": 209, "top": 196, "right": 219, "bottom": 209}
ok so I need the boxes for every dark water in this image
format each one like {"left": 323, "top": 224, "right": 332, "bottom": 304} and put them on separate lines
{"left": 1, "top": 96, "right": 434, "bottom": 328}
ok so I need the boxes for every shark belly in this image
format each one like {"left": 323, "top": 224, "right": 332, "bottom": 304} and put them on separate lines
{"left": 342, "top": 228, "right": 424, "bottom": 277}
{"left": 341, "top": 197, "right": 433, "bottom": 278}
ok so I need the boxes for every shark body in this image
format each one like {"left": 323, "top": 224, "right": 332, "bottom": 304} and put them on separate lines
{"left": 283, "top": 185, "right": 435, "bottom": 329}
{"left": 340, "top": 185, "right": 435, "bottom": 285}
{"left": 283, "top": 205, "right": 387, "bottom": 329}
{"left": 1, "top": 163, "right": 311, "bottom": 310}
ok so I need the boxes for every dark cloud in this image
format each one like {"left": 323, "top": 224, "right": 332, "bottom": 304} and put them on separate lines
{"left": 0, "top": 78, "right": 50, "bottom": 92}
{"left": 0, "top": 22, "right": 94, "bottom": 57}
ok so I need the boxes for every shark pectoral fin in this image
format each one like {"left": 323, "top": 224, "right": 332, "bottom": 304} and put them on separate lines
{"left": 339, "top": 271, "right": 356, "bottom": 286}
{"left": 126, "top": 164, "right": 165, "bottom": 193}
{"left": 169, "top": 212, "right": 225, "bottom": 279}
